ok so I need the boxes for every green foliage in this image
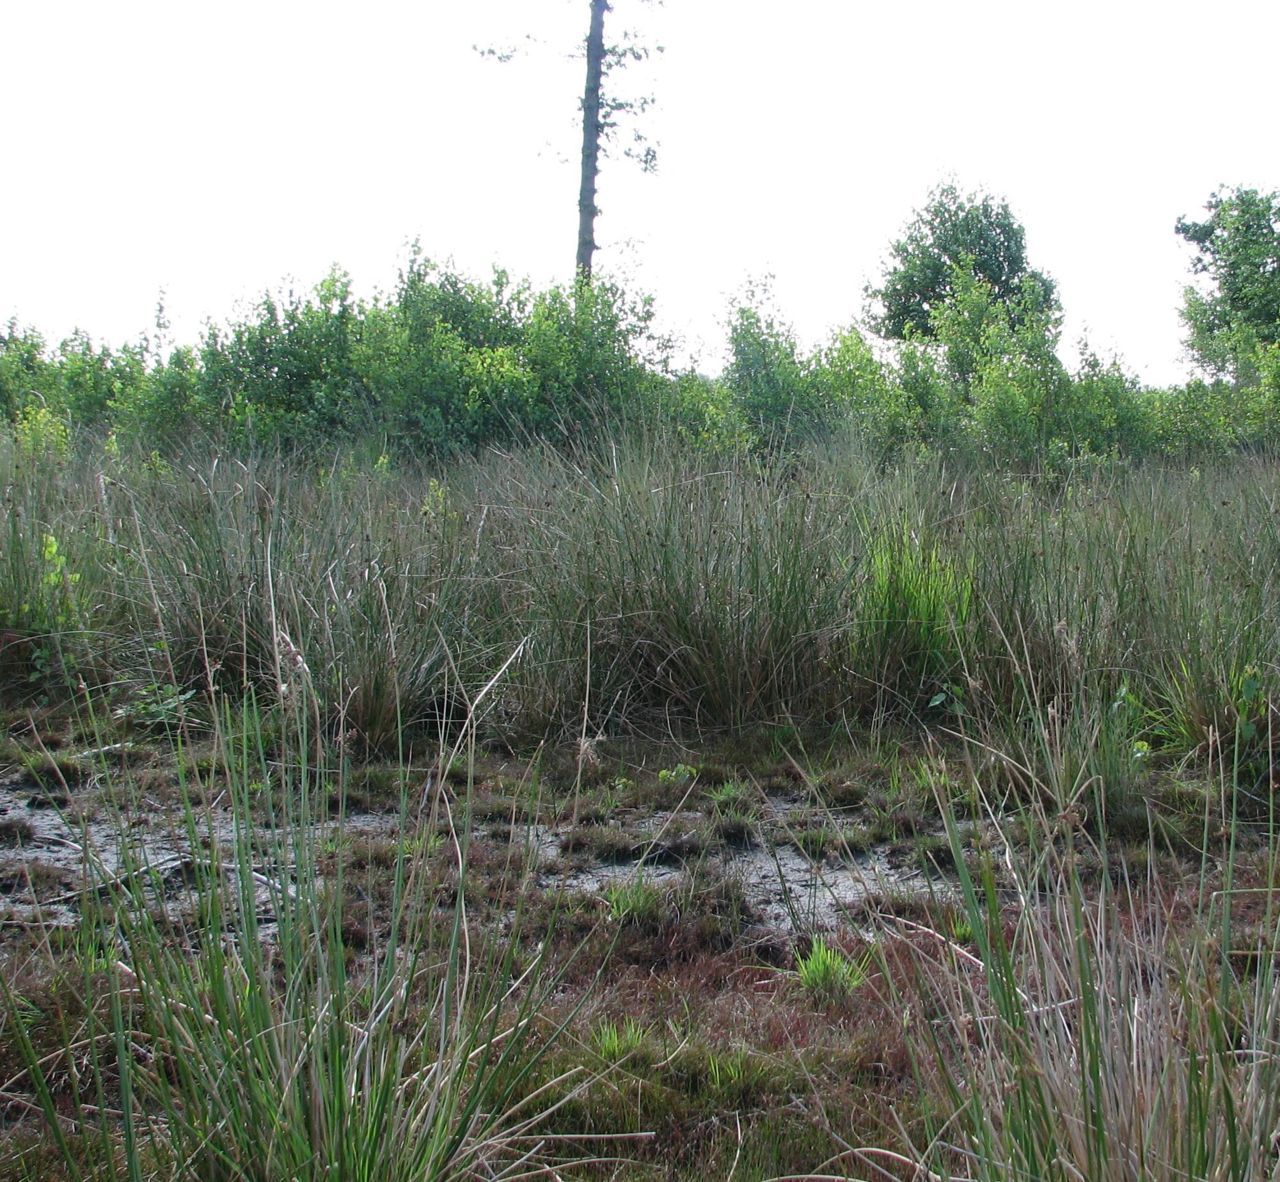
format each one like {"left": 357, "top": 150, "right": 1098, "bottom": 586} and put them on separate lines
{"left": 705, "top": 779, "right": 752, "bottom": 813}
{"left": 891, "top": 337, "right": 961, "bottom": 447}
{"left": 1067, "top": 350, "right": 1150, "bottom": 457}
{"left": 112, "top": 680, "right": 198, "bottom": 732}
{"left": 520, "top": 276, "right": 660, "bottom": 435}
{"left": 961, "top": 274, "right": 1070, "bottom": 466}
{"left": 793, "top": 936, "right": 870, "bottom": 1003}
{"left": 1176, "top": 186, "right": 1280, "bottom": 380}
{"left": 109, "top": 343, "right": 205, "bottom": 440}
{"left": 649, "top": 370, "right": 743, "bottom": 447}
{"left": 725, "top": 295, "right": 912, "bottom": 450}
{"left": 603, "top": 876, "right": 665, "bottom": 925}
{"left": 0, "top": 515, "right": 83, "bottom": 678}
{"left": 1, "top": 321, "right": 151, "bottom": 428}
{"left": 199, "top": 267, "right": 368, "bottom": 443}
{"left": 0, "top": 321, "right": 51, "bottom": 421}
{"left": 809, "top": 325, "right": 914, "bottom": 453}
{"left": 192, "top": 259, "right": 658, "bottom": 454}
{"left": 7, "top": 212, "right": 1280, "bottom": 468}
{"left": 362, "top": 256, "right": 538, "bottom": 451}
{"left": 657, "top": 763, "right": 697, "bottom": 787}
{"left": 13, "top": 402, "right": 69, "bottom": 461}
{"left": 592, "top": 1017, "right": 648, "bottom": 1064}
{"left": 858, "top": 523, "right": 972, "bottom": 712}
{"left": 723, "top": 295, "right": 817, "bottom": 443}
{"left": 867, "top": 262, "right": 1150, "bottom": 467}
{"left": 0, "top": 257, "right": 646, "bottom": 455}
{"left": 1144, "top": 379, "right": 1258, "bottom": 457}
{"left": 869, "top": 184, "right": 1058, "bottom": 341}
{"left": 55, "top": 330, "right": 149, "bottom": 424}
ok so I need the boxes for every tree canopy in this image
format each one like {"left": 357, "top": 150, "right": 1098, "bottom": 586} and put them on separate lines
{"left": 868, "top": 185, "right": 1058, "bottom": 340}
{"left": 1176, "top": 186, "right": 1280, "bottom": 377}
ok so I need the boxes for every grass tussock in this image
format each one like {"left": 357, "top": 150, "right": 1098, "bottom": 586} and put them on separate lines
{"left": 1, "top": 694, "right": 610, "bottom": 1182}
{"left": 876, "top": 774, "right": 1280, "bottom": 1182}
{"left": 2, "top": 430, "right": 1278, "bottom": 780}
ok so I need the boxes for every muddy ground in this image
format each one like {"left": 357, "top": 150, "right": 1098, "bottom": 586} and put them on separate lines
{"left": 0, "top": 712, "right": 1237, "bottom": 1181}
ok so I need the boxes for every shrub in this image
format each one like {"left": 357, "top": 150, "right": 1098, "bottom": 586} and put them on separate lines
{"left": 0, "top": 321, "right": 52, "bottom": 421}
{"left": 723, "top": 296, "right": 818, "bottom": 444}
{"left": 810, "top": 325, "right": 915, "bottom": 453}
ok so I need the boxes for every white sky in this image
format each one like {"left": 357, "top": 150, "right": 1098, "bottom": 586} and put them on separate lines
{"left": 2, "top": 0, "right": 1276, "bottom": 385}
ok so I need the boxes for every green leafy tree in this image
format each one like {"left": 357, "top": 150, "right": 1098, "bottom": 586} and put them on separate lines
{"left": 199, "top": 268, "right": 367, "bottom": 442}
{"left": 50, "top": 331, "right": 148, "bottom": 425}
{"left": 0, "top": 322, "right": 52, "bottom": 421}
{"left": 723, "top": 295, "right": 814, "bottom": 443}
{"left": 351, "top": 258, "right": 656, "bottom": 453}
{"left": 923, "top": 264, "right": 1067, "bottom": 465}
{"left": 110, "top": 344, "right": 205, "bottom": 441}
{"left": 1068, "top": 349, "right": 1149, "bottom": 457}
{"left": 1175, "top": 186, "right": 1280, "bottom": 380}
{"left": 522, "top": 278, "right": 657, "bottom": 431}
{"left": 869, "top": 184, "right": 1058, "bottom": 340}
{"left": 808, "top": 326, "right": 913, "bottom": 452}
{"left": 353, "top": 259, "right": 529, "bottom": 452}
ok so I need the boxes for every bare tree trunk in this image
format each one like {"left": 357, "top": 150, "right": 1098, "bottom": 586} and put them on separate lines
{"left": 576, "top": 0, "right": 609, "bottom": 281}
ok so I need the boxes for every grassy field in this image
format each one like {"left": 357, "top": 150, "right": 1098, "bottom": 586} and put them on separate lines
{"left": 1, "top": 428, "right": 1279, "bottom": 1179}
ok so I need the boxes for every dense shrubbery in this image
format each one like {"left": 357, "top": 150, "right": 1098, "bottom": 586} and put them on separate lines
{"left": 4, "top": 186, "right": 1279, "bottom": 466}
{"left": 712, "top": 264, "right": 1279, "bottom": 465}
{"left": 5, "top": 266, "right": 1277, "bottom": 467}
{"left": 2, "top": 257, "right": 666, "bottom": 456}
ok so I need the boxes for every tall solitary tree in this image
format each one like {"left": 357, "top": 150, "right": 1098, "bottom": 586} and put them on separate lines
{"left": 480, "top": 2, "right": 660, "bottom": 283}
{"left": 576, "top": 0, "right": 609, "bottom": 280}
{"left": 574, "top": 0, "right": 659, "bottom": 282}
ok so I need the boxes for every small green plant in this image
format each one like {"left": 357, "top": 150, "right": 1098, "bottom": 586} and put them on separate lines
{"left": 603, "top": 876, "right": 665, "bottom": 926}
{"left": 113, "top": 680, "right": 197, "bottom": 731}
{"left": 398, "top": 830, "right": 445, "bottom": 860}
{"left": 706, "top": 1049, "right": 749, "bottom": 1092}
{"left": 590, "top": 776, "right": 631, "bottom": 816}
{"left": 318, "top": 833, "right": 347, "bottom": 857}
{"left": 35, "top": 532, "right": 78, "bottom": 623}
{"left": 658, "top": 763, "right": 697, "bottom": 788}
{"left": 593, "top": 1017, "right": 647, "bottom": 1064}
{"left": 705, "top": 779, "right": 752, "bottom": 813}
{"left": 857, "top": 523, "right": 972, "bottom": 711}
{"left": 793, "top": 935, "right": 871, "bottom": 1003}
{"left": 13, "top": 403, "right": 69, "bottom": 461}
{"left": 419, "top": 476, "right": 449, "bottom": 517}
{"left": 4, "top": 990, "right": 41, "bottom": 1033}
